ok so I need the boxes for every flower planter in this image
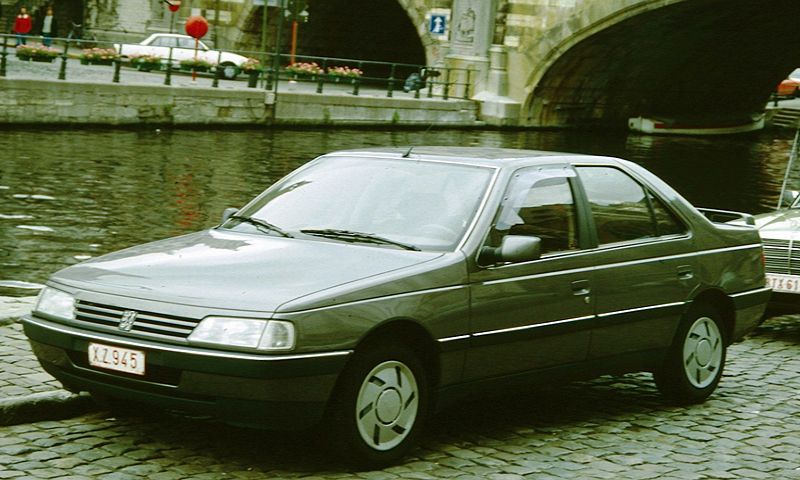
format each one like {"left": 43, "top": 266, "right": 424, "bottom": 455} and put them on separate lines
{"left": 245, "top": 70, "right": 260, "bottom": 88}
{"left": 135, "top": 63, "right": 161, "bottom": 72}
{"left": 81, "top": 58, "right": 114, "bottom": 66}
{"left": 328, "top": 75, "right": 358, "bottom": 84}
{"left": 19, "top": 55, "right": 55, "bottom": 63}
{"left": 181, "top": 65, "right": 210, "bottom": 73}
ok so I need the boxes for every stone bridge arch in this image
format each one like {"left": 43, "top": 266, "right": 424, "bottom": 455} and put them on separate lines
{"left": 227, "top": 0, "right": 439, "bottom": 70}
{"left": 516, "top": 0, "right": 800, "bottom": 128}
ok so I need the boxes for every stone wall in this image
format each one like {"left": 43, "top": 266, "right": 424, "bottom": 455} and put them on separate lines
{"left": 0, "top": 79, "right": 271, "bottom": 125}
{"left": 275, "top": 90, "right": 478, "bottom": 126}
{"left": 0, "top": 78, "right": 478, "bottom": 126}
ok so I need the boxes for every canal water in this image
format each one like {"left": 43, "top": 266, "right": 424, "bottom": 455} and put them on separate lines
{"left": 1, "top": 127, "right": 797, "bottom": 295}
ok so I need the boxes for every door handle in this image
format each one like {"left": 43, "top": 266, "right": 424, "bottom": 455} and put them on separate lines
{"left": 571, "top": 279, "right": 591, "bottom": 296}
{"left": 677, "top": 265, "right": 694, "bottom": 280}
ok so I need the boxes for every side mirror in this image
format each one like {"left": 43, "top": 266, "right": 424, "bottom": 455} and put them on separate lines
{"left": 480, "top": 235, "right": 542, "bottom": 265}
{"left": 499, "top": 235, "right": 541, "bottom": 263}
{"left": 220, "top": 207, "right": 238, "bottom": 224}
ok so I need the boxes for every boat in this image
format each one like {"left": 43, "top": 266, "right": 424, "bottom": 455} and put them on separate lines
{"left": 627, "top": 114, "right": 765, "bottom": 135}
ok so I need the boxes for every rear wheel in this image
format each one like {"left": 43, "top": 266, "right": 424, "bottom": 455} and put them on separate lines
{"left": 654, "top": 303, "right": 726, "bottom": 404}
{"left": 220, "top": 62, "right": 238, "bottom": 80}
{"left": 328, "top": 344, "right": 428, "bottom": 469}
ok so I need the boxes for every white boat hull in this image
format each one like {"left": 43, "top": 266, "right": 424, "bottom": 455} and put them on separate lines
{"left": 628, "top": 116, "right": 765, "bottom": 135}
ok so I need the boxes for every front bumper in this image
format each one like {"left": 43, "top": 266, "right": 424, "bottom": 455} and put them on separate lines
{"left": 22, "top": 314, "right": 351, "bottom": 429}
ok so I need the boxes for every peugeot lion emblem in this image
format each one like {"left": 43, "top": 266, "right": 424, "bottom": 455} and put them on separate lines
{"left": 119, "top": 310, "right": 138, "bottom": 332}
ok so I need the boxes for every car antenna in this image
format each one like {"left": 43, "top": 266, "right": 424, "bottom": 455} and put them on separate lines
{"left": 403, "top": 146, "right": 414, "bottom": 158}
{"left": 778, "top": 127, "right": 800, "bottom": 209}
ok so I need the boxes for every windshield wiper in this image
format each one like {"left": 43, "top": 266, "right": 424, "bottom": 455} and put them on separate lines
{"left": 229, "top": 215, "right": 293, "bottom": 238}
{"left": 300, "top": 228, "right": 420, "bottom": 251}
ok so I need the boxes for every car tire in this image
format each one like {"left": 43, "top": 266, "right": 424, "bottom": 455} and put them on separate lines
{"left": 654, "top": 303, "right": 726, "bottom": 405}
{"left": 220, "top": 62, "right": 238, "bottom": 80}
{"left": 328, "top": 343, "right": 428, "bottom": 469}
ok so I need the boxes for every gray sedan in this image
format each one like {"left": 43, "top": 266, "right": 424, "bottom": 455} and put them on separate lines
{"left": 23, "top": 147, "right": 769, "bottom": 467}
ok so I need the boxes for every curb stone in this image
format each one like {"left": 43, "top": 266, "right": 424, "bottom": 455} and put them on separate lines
{"left": 0, "top": 391, "right": 97, "bottom": 426}
{"left": 1, "top": 295, "right": 100, "bottom": 425}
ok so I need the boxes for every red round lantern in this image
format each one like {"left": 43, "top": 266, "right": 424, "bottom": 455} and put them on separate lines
{"left": 166, "top": 0, "right": 181, "bottom": 12}
{"left": 185, "top": 15, "right": 209, "bottom": 39}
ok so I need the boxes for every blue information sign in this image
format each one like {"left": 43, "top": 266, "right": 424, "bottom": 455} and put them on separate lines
{"left": 429, "top": 14, "right": 446, "bottom": 35}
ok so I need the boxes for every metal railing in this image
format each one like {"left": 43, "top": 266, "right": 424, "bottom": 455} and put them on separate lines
{"left": 0, "top": 33, "right": 475, "bottom": 101}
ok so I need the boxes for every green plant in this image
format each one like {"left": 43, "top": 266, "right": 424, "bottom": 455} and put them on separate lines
{"left": 286, "top": 61, "right": 323, "bottom": 76}
{"left": 327, "top": 65, "right": 363, "bottom": 78}
{"left": 241, "top": 57, "right": 263, "bottom": 73}
{"left": 180, "top": 58, "right": 215, "bottom": 70}
{"left": 80, "top": 47, "right": 119, "bottom": 62}
{"left": 129, "top": 54, "right": 163, "bottom": 66}
{"left": 16, "top": 44, "right": 59, "bottom": 60}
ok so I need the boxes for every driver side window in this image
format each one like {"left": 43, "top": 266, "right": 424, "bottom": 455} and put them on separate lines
{"left": 484, "top": 168, "right": 579, "bottom": 262}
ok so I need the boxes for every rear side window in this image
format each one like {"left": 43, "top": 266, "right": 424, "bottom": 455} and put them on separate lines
{"left": 577, "top": 166, "right": 685, "bottom": 245}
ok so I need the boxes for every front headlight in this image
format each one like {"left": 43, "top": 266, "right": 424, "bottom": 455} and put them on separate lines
{"left": 35, "top": 287, "right": 76, "bottom": 320}
{"left": 188, "top": 317, "right": 295, "bottom": 352}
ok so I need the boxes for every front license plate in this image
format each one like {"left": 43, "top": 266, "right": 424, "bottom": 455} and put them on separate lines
{"left": 766, "top": 273, "right": 800, "bottom": 294}
{"left": 88, "top": 343, "right": 146, "bottom": 376}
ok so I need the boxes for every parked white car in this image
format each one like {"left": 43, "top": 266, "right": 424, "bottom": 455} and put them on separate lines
{"left": 114, "top": 33, "right": 249, "bottom": 80}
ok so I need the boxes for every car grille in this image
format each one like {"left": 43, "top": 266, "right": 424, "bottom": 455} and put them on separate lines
{"left": 762, "top": 238, "right": 800, "bottom": 275}
{"left": 74, "top": 300, "right": 200, "bottom": 340}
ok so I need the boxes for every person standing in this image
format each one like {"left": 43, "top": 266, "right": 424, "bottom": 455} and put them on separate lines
{"left": 40, "top": 6, "right": 55, "bottom": 47}
{"left": 14, "top": 6, "right": 33, "bottom": 46}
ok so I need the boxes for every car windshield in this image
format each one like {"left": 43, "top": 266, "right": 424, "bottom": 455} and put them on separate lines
{"left": 223, "top": 156, "right": 495, "bottom": 251}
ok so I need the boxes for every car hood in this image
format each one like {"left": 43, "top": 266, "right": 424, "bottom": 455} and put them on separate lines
{"left": 51, "top": 229, "right": 443, "bottom": 312}
{"left": 753, "top": 208, "right": 800, "bottom": 240}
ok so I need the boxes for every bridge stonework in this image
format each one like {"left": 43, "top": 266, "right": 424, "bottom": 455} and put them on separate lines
{"left": 81, "top": 0, "right": 800, "bottom": 128}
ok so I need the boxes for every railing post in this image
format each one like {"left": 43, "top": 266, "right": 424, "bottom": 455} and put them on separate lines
{"left": 58, "top": 41, "right": 69, "bottom": 81}
{"left": 112, "top": 58, "right": 121, "bottom": 83}
{"left": 164, "top": 46, "right": 173, "bottom": 86}
{"left": 387, "top": 63, "right": 396, "bottom": 98}
{"left": 265, "top": 54, "right": 274, "bottom": 90}
{"left": 443, "top": 68, "right": 451, "bottom": 100}
{"left": 352, "top": 61, "right": 362, "bottom": 96}
{"left": 0, "top": 39, "right": 8, "bottom": 78}
{"left": 316, "top": 58, "right": 327, "bottom": 94}
{"left": 427, "top": 70, "right": 435, "bottom": 98}
{"left": 414, "top": 68, "right": 421, "bottom": 99}
{"left": 463, "top": 69, "right": 472, "bottom": 99}
{"left": 212, "top": 50, "right": 222, "bottom": 88}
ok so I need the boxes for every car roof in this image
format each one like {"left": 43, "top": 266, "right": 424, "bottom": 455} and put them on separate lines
{"left": 149, "top": 33, "right": 191, "bottom": 38}
{"left": 324, "top": 146, "right": 621, "bottom": 168}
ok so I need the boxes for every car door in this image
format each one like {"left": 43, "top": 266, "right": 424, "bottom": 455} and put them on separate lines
{"left": 573, "top": 165, "right": 698, "bottom": 361}
{"left": 464, "top": 166, "right": 596, "bottom": 382}
{"left": 147, "top": 36, "right": 173, "bottom": 59}
{"left": 177, "top": 36, "right": 204, "bottom": 62}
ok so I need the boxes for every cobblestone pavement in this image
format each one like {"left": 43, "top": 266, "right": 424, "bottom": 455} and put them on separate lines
{"left": 0, "top": 313, "right": 798, "bottom": 479}
{"left": 0, "top": 297, "right": 60, "bottom": 400}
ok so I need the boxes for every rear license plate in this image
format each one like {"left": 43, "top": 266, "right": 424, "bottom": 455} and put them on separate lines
{"left": 88, "top": 343, "right": 146, "bottom": 376}
{"left": 766, "top": 273, "right": 800, "bottom": 294}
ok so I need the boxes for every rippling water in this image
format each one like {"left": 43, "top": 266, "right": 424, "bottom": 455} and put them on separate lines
{"left": 1, "top": 127, "right": 797, "bottom": 295}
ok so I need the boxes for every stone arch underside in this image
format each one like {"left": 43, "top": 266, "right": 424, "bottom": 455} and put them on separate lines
{"left": 525, "top": 0, "right": 800, "bottom": 128}
{"left": 232, "top": 0, "right": 429, "bottom": 72}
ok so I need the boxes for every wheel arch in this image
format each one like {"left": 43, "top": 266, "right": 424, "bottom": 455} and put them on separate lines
{"left": 351, "top": 318, "right": 442, "bottom": 390}
{"left": 689, "top": 288, "right": 736, "bottom": 345}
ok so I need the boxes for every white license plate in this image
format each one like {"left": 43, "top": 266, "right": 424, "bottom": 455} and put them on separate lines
{"left": 766, "top": 273, "right": 800, "bottom": 294}
{"left": 88, "top": 343, "right": 146, "bottom": 376}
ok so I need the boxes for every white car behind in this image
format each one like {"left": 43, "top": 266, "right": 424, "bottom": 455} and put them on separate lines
{"left": 114, "top": 33, "right": 249, "bottom": 80}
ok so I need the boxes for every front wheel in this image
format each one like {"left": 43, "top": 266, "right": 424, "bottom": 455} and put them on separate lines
{"left": 328, "top": 344, "right": 428, "bottom": 469}
{"left": 654, "top": 303, "right": 726, "bottom": 404}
